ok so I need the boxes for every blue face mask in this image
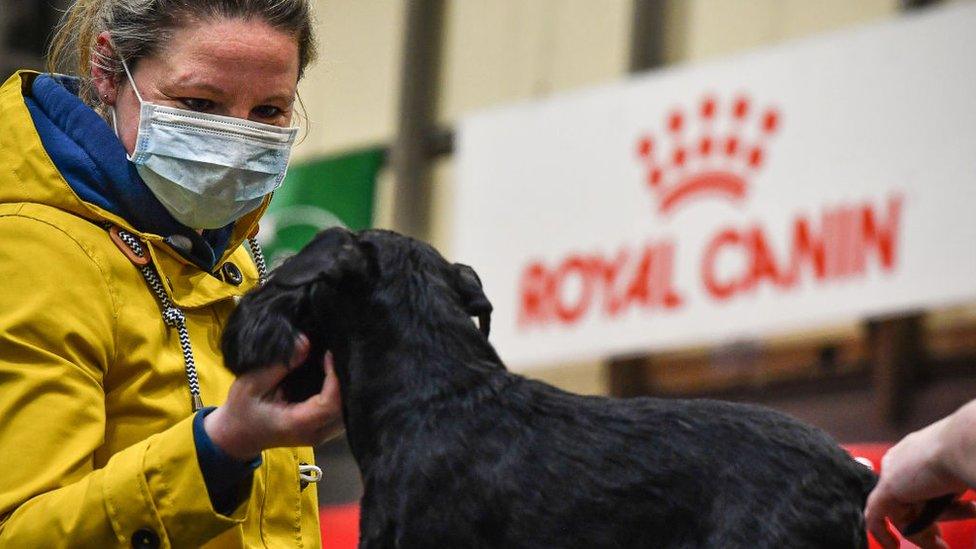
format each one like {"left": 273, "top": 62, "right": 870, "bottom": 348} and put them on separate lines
{"left": 114, "top": 59, "right": 298, "bottom": 229}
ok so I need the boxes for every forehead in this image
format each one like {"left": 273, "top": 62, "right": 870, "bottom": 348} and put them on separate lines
{"left": 153, "top": 17, "right": 299, "bottom": 97}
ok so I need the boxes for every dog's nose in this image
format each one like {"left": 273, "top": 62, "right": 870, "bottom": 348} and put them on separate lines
{"left": 221, "top": 262, "right": 243, "bottom": 286}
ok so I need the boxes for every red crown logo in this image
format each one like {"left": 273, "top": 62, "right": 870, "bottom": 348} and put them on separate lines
{"left": 637, "top": 95, "right": 780, "bottom": 215}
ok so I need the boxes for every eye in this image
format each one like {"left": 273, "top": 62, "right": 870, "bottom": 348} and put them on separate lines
{"left": 252, "top": 105, "right": 284, "bottom": 120}
{"left": 180, "top": 98, "right": 214, "bottom": 112}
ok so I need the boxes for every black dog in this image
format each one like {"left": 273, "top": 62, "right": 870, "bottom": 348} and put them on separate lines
{"left": 223, "top": 227, "right": 877, "bottom": 548}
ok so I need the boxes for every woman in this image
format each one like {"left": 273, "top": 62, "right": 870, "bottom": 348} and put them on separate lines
{"left": 0, "top": 0, "right": 343, "bottom": 546}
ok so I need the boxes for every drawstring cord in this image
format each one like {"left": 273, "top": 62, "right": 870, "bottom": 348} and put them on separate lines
{"left": 116, "top": 229, "right": 204, "bottom": 411}
{"left": 116, "top": 230, "right": 322, "bottom": 487}
{"left": 247, "top": 236, "right": 269, "bottom": 285}
{"left": 116, "top": 229, "right": 270, "bottom": 413}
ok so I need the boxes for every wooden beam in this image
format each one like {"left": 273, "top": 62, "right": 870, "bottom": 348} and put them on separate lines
{"left": 629, "top": 0, "right": 670, "bottom": 72}
{"left": 391, "top": 0, "right": 445, "bottom": 241}
{"left": 608, "top": 355, "right": 653, "bottom": 398}
{"left": 866, "top": 313, "right": 925, "bottom": 427}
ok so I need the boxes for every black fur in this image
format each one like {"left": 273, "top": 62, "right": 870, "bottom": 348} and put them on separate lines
{"left": 223, "top": 227, "right": 877, "bottom": 549}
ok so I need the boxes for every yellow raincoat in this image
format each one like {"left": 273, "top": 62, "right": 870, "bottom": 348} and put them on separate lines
{"left": 0, "top": 71, "right": 320, "bottom": 547}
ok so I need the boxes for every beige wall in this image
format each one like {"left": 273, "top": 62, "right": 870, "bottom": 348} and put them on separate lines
{"left": 292, "top": 1, "right": 404, "bottom": 162}
{"left": 295, "top": 0, "right": 907, "bottom": 162}
{"left": 437, "top": 0, "right": 632, "bottom": 125}
{"left": 670, "top": 0, "right": 899, "bottom": 62}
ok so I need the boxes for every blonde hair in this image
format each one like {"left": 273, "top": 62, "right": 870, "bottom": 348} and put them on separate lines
{"left": 47, "top": 0, "right": 318, "bottom": 107}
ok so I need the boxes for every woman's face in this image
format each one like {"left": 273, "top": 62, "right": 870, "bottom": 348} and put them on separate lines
{"left": 94, "top": 18, "right": 300, "bottom": 156}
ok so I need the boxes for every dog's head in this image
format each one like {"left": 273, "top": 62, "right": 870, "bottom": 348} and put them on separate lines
{"left": 221, "top": 227, "right": 493, "bottom": 400}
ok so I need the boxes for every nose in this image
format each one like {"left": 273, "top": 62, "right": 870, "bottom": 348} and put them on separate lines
{"left": 228, "top": 106, "right": 255, "bottom": 121}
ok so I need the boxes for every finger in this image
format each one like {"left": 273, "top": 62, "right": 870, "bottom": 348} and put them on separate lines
{"left": 868, "top": 484, "right": 929, "bottom": 531}
{"left": 314, "top": 412, "right": 346, "bottom": 444}
{"left": 937, "top": 500, "right": 976, "bottom": 522}
{"left": 280, "top": 353, "right": 343, "bottom": 440}
{"left": 288, "top": 333, "right": 310, "bottom": 369}
{"left": 317, "top": 351, "right": 341, "bottom": 404}
{"left": 285, "top": 351, "right": 339, "bottom": 402}
{"left": 240, "top": 361, "right": 292, "bottom": 397}
{"left": 867, "top": 513, "right": 902, "bottom": 549}
{"left": 866, "top": 490, "right": 900, "bottom": 549}
{"left": 285, "top": 353, "right": 341, "bottom": 416}
{"left": 907, "top": 524, "right": 947, "bottom": 549}
{"left": 239, "top": 334, "right": 310, "bottom": 396}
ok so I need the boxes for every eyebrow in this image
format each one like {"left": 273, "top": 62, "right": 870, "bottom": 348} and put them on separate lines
{"left": 167, "top": 75, "right": 226, "bottom": 96}
{"left": 263, "top": 94, "right": 297, "bottom": 106}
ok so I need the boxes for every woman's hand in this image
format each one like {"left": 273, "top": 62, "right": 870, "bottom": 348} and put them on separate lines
{"left": 865, "top": 410, "right": 976, "bottom": 548}
{"left": 204, "top": 334, "right": 344, "bottom": 460}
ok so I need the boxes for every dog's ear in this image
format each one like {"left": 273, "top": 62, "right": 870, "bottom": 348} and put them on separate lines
{"left": 454, "top": 263, "right": 493, "bottom": 337}
{"left": 271, "top": 228, "right": 370, "bottom": 289}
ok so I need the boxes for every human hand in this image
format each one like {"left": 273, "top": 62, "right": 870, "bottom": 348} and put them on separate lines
{"left": 204, "top": 334, "right": 344, "bottom": 460}
{"left": 865, "top": 417, "right": 976, "bottom": 548}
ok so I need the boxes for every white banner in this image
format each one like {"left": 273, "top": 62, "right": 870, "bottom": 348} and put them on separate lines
{"left": 453, "top": 4, "right": 976, "bottom": 371}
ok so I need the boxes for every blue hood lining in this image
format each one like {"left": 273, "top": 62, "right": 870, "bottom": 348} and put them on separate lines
{"left": 24, "top": 74, "right": 234, "bottom": 271}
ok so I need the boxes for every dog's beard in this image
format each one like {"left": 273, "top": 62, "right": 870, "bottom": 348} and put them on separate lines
{"left": 224, "top": 290, "right": 304, "bottom": 371}
{"left": 223, "top": 283, "right": 340, "bottom": 403}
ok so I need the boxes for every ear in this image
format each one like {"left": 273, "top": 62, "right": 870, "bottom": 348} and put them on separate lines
{"left": 454, "top": 263, "right": 493, "bottom": 337}
{"left": 271, "top": 228, "right": 370, "bottom": 289}
{"left": 91, "top": 32, "right": 121, "bottom": 106}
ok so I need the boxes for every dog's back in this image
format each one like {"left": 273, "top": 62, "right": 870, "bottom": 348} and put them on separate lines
{"left": 372, "top": 372, "right": 875, "bottom": 549}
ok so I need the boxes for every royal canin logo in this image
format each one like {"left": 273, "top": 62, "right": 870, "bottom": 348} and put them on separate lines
{"left": 516, "top": 92, "right": 902, "bottom": 329}
{"left": 636, "top": 95, "right": 780, "bottom": 215}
